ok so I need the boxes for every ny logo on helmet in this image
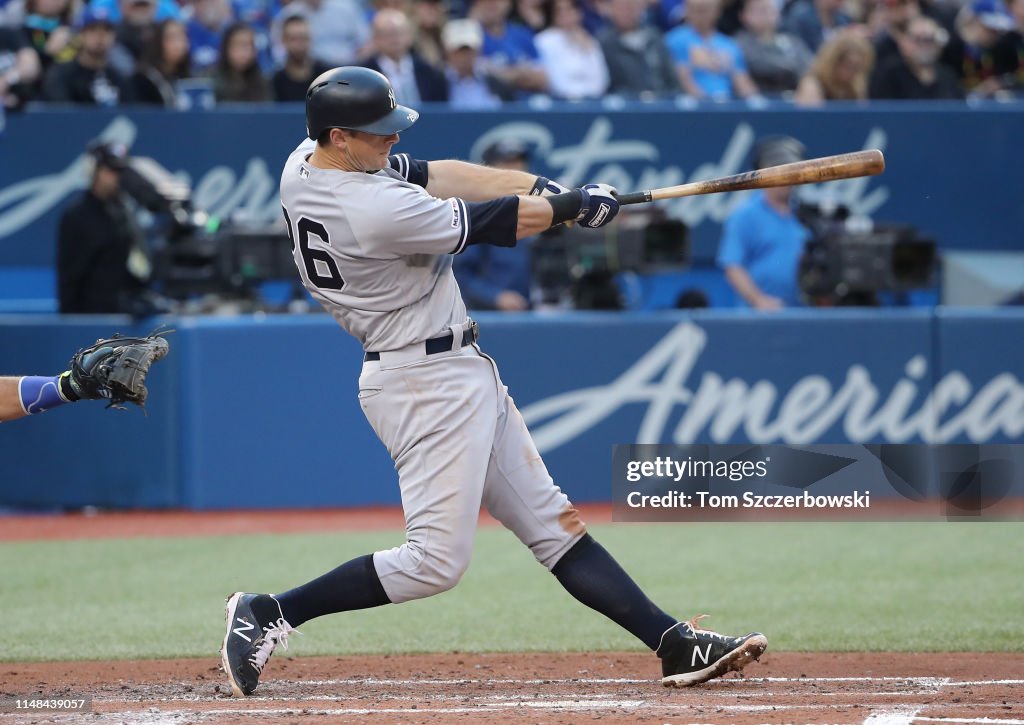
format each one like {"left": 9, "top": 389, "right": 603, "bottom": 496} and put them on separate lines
{"left": 388, "top": 88, "right": 396, "bottom": 110}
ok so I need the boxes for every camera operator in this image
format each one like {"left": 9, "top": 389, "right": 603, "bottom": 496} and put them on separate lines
{"left": 57, "top": 142, "right": 155, "bottom": 314}
{"left": 716, "top": 135, "right": 811, "bottom": 310}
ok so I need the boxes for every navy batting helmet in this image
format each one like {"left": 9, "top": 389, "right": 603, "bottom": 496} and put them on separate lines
{"left": 305, "top": 67, "right": 419, "bottom": 140}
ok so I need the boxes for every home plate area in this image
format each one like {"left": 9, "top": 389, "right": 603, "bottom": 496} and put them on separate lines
{"left": 3, "top": 652, "right": 1021, "bottom": 724}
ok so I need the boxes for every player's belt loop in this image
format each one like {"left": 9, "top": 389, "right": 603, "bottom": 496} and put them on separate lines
{"left": 450, "top": 322, "right": 465, "bottom": 351}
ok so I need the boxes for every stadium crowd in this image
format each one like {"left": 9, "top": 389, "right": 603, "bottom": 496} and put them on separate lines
{"left": 0, "top": 0, "right": 1020, "bottom": 108}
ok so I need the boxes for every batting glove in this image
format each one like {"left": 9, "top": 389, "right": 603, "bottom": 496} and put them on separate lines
{"left": 576, "top": 184, "right": 620, "bottom": 229}
{"left": 529, "top": 176, "right": 571, "bottom": 197}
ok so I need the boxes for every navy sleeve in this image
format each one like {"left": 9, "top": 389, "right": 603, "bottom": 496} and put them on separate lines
{"left": 462, "top": 196, "right": 519, "bottom": 250}
{"left": 387, "top": 153, "right": 429, "bottom": 188}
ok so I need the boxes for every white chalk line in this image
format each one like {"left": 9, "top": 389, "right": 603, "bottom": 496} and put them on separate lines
{"left": 863, "top": 706, "right": 925, "bottom": 725}
{"left": 916, "top": 719, "right": 1024, "bottom": 724}
{"left": 92, "top": 690, "right": 1001, "bottom": 706}
{"left": 268, "top": 676, "right": 1024, "bottom": 687}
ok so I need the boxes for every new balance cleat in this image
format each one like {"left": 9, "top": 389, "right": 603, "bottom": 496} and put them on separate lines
{"left": 656, "top": 615, "right": 767, "bottom": 687}
{"left": 220, "top": 592, "right": 298, "bottom": 696}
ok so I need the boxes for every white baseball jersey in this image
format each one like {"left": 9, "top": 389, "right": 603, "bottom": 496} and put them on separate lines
{"left": 279, "top": 138, "right": 471, "bottom": 351}
{"left": 278, "top": 137, "right": 582, "bottom": 605}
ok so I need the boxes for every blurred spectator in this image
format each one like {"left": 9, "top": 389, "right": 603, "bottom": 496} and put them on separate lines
{"left": 363, "top": 8, "right": 448, "bottom": 103}
{"left": 991, "top": 0, "right": 1022, "bottom": 91}
{"left": 871, "top": 0, "right": 923, "bottom": 66}
{"left": 368, "top": 0, "right": 413, "bottom": 14}
{"left": 87, "top": 0, "right": 182, "bottom": 23}
{"left": 782, "top": 0, "right": 852, "bottom": 52}
{"left": 666, "top": 0, "right": 759, "bottom": 99}
{"left": 598, "top": 0, "right": 680, "bottom": 96}
{"left": 289, "top": 0, "right": 370, "bottom": 66}
{"left": 211, "top": 21, "right": 270, "bottom": 101}
{"left": 57, "top": 142, "right": 152, "bottom": 314}
{"left": 512, "top": 0, "right": 546, "bottom": 32}
{"left": 271, "top": 13, "right": 328, "bottom": 101}
{"left": 186, "top": 0, "right": 235, "bottom": 73}
{"left": 943, "top": 0, "right": 1017, "bottom": 95}
{"left": 128, "top": 17, "right": 192, "bottom": 105}
{"left": 410, "top": 0, "right": 448, "bottom": 68}
{"left": 653, "top": 0, "right": 684, "bottom": 31}
{"left": 20, "top": 0, "right": 75, "bottom": 92}
{"left": 468, "top": 0, "right": 549, "bottom": 93}
{"left": 534, "top": 0, "right": 609, "bottom": 99}
{"left": 109, "top": 0, "right": 159, "bottom": 77}
{"left": 717, "top": 136, "right": 810, "bottom": 310}
{"left": 794, "top": 27, "right": 874, "bottom": 104}
{"left": 0, "top": 19, "right": 41, "bottom": 108}
{"left": 442, "top": 17, "right": 516, "bottom": 107}
{"left": 454, "top": 139, "right": 535, "bottom": 310}
{"left": 869, "top": 14, "right": 964, "bottom": 97}
{"left": 736, "top": 0, "right": 813, "bottom": 95}
{"left": 43, "top": 7, "right": 129, "bottom": 104}
{"left": 675, "top": 288, "right": 710, "bottom": 308}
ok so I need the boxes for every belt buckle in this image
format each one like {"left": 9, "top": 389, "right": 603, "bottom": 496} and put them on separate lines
{"left": 468, "top": 319, "right": 479, "bottom": 344}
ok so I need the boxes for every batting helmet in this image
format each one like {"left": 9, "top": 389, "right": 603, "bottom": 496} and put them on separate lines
{"left": 305, "top": 67, "right": 420, "bottom": 140}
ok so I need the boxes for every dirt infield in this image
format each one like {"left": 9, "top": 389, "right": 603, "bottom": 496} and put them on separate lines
{"left": 0, "top": 505, "right": 614, "bottom": 541}
{"left": 3, "top": 652, "right": 1022, "bottom": 724}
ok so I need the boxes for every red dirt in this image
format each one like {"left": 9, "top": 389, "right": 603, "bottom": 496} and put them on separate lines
{"left": 0, "top": 504, "right": 614, "bottom": 542}
{"left": 2, "top": 652, "right": 1022, "bottom": 724}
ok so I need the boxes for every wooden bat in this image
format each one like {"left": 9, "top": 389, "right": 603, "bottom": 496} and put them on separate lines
{"left": 614, "top": 149, "right": 886, "bottom": 206}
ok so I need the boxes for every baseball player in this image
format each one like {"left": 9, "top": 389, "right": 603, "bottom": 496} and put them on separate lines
{"left": 221, "top": 66, "right": 766, "bottom": 696}
{"left": 0, "top": 334, "right": 169, "bottom": 421}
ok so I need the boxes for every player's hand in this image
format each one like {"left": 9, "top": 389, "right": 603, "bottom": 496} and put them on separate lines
{"left": 496, "top": 290, "right": 529, "bottom": 311}
{"left": 753, "top": 294, "right": 784, "bottom": 311}
{"left": 576, "top": 184, "right": 620, "bottom": 229}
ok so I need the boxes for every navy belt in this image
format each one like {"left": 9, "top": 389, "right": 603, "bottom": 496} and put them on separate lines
{"left": 364, "top": 323, "right": 479, "bottom": 362}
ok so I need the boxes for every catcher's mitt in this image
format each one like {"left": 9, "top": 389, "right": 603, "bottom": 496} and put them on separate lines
{"left": 67, "top": 333, "right": 170, "bottom": 409}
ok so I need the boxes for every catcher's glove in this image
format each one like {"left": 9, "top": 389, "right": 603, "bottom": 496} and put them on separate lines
{"left": 67, "top": 333, "right": 170, "bottom": 409}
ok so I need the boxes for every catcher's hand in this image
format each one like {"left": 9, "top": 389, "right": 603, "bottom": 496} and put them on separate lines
{"left": 67, "top": 333, "right": 170, "bottom": 409}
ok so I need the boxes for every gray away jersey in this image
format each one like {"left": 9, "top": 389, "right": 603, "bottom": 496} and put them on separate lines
{"left": 280, "top": 138, "right": 470, "bottom": 351}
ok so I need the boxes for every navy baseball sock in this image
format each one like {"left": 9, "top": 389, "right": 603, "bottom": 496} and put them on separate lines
{"left": 275, "top": 554, "right": 391, "bottom": 627}
{"left": 552, "top": 534, "right": 677, "bottom": 651}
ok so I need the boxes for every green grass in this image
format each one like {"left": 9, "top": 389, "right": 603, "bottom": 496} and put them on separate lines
{"left": 1, "top": 522, "right": 1021, "bottom": 661}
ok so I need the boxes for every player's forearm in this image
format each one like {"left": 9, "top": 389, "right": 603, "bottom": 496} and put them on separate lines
{"left": 0, "top": 377, "right": 28, "bottom": 421}
{"left": 515, "top": 195, "right": 556, "bottom": 238}
{"left": 724, "top": 265, "right": 768, "bottom": 306}
{"left": 427, "top": 160, "right": 538, "bottom": 201}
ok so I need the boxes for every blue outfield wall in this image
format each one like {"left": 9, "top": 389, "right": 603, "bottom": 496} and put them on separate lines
{"left": 1, "top": 102, "right": 1024, "bottom": 272}
{"left": 0, "top": 310, "right": 1022, "bottom": 509}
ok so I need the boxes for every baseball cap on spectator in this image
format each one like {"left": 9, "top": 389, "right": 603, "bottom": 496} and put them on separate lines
{"left": 88, "top": 141, "right": 131, "bottom": 171}
{"left": 965, "top": 0, "right": 1015, "bottom": 30}
{"left": 442, "top": 18, "right": 484, "bottom": 51}
{"left": 76, "top": 5, "right": 116, "bottom": 29}
{"left": 751, "top": 135, "right": 806, "bottom": 170}
{"left": 482, "top": 138, "right": 530, "bottom": 165}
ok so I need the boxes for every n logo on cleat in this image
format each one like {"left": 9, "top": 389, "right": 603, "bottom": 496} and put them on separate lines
{"left": 691, "top": 643, "right": 712, "bottom": 667}
{"left": 233, "top": 617, "right": 255, "bottom": 643}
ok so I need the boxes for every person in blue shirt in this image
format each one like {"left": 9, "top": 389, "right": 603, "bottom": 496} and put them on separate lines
{"left": 468, "top": 0, "right": 548, "bottom": 94}
{"left": 453, "top": 139, "right": 536, "bottom": 311}
{"left": 88, "top": 0, "right": 182, "bottom": 23}
{"left": 717, "top": 136, "right": 810, "bottom": 309}
{"left": 665, "top": 0, "right": 758, "bottom": 99}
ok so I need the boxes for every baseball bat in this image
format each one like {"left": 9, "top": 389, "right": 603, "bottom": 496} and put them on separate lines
{"left": 614, "top": 149, "right": 885, "bottom": 206}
